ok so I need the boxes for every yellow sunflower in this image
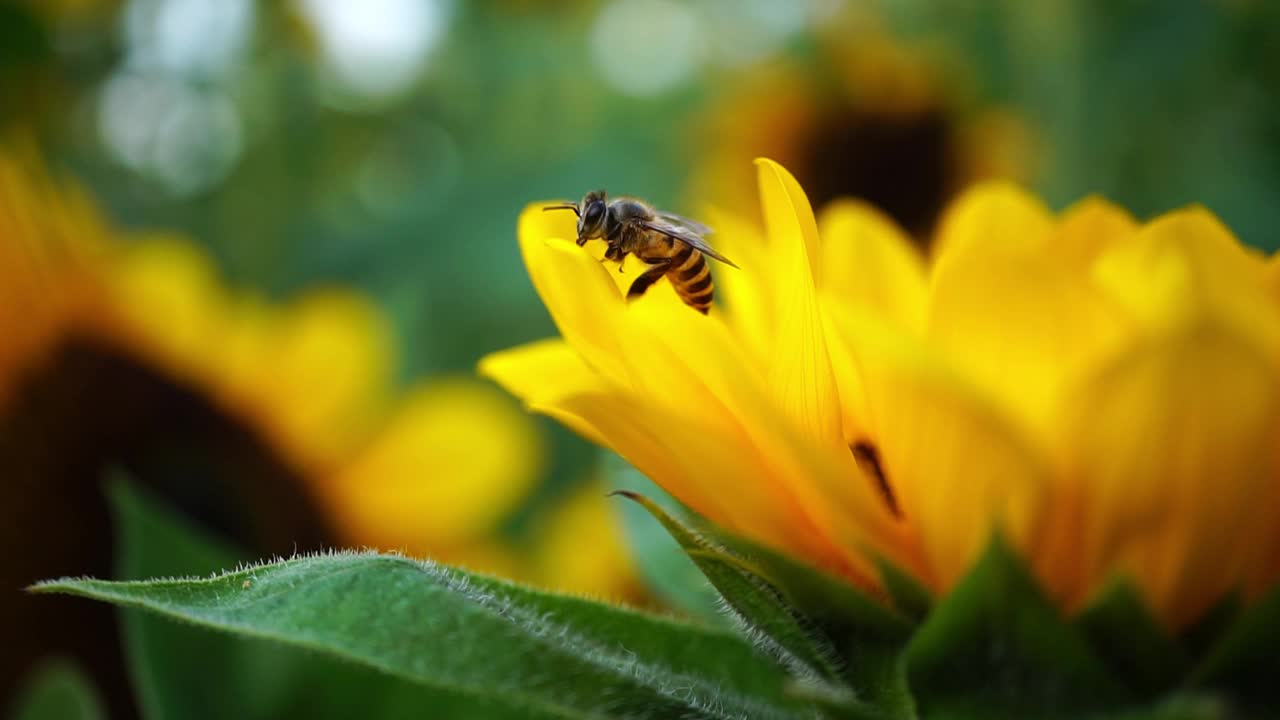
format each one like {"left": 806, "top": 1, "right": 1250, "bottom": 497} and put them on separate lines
{"left": 0, "top": 148, "right": 636, "bottom": 600}
{"left": 690, "top": 24, "right": 1036, "bottom": 241}
{"left": 482, "top": 158, "right": 1280, "bottom": 630}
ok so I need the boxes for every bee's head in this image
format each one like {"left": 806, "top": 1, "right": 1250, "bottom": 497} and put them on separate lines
{"left": 577, "top": 190, "right": 608, "bottom": 241}
{"left": 543, "top": 190, "right": 608, "bottom": 245}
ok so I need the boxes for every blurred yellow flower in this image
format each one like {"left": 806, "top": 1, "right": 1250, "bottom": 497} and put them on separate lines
{"left": 1, "top": 149, "right": 638, "bottom": 598}
{"left": 482, "top": 158, "right": 1280, "bottom": 629}
{"left": 528, "top": 479, "right": 644, "bottom": 603}
{"left": 325, "top": 377, "right": 543, "bottom": 556}
{"left": 691, "top": 22, "right": 1036, "bottom": 240}
{"left": 1, "top": 148, "right": 634, "bottom": 586}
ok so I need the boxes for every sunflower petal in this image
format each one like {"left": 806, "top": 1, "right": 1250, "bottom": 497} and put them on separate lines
{"left": 1049, "top": 196, "right": 1138, "bottom": 270}
{"left": 479, "top": 338, "right": 612, "bottom": 447}
{"left": 1091, "top": 207, "right": 1280, "bottom": 358}
{"left": 931, "top": 182, "right": 1054, "bottom": 264}
{"left": 518, "top": 207, "right": 633, "bottom": 387}
{"left": 704, "top": 206, "right": 774, "bottom": 363}
{"left": 1053, "top": 325, "right": 1280, "bottom": 628}
{"left": 550, "top": 390, "right": 853, "bottom": 571}
{"left": 754, "top": 158, "right": 843, "bottom": 443}
{"left": 818, "top": 199, "right": 927, "bottom": 335}
{"left": 926, "top": 232, "right": 1131, "bottom": 438}
{"left": 830, "top": 315, "right": 1052, "bottom": 591}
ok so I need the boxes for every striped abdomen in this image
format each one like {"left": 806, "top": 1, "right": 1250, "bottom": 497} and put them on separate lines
{"left": 635, "top": 233, "right": 713, "bottom": 314}
{"left": 667, "top": 247, "right": 713, "bottom": 314}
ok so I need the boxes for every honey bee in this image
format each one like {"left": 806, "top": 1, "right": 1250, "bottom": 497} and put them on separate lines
{"left": 544, "top": 191, "right": 737, "bottom": 315}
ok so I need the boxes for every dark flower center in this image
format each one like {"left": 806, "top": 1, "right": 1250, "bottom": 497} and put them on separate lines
{"left": 800, "top": 108, "right": 952, "bottom": 240}
{"left": 0, "top": 336, "right": 331, "bottom": 716}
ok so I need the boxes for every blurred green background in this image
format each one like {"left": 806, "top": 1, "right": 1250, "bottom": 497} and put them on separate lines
{"left": 2, "top": 0, "right": 1278, "bottom": 717}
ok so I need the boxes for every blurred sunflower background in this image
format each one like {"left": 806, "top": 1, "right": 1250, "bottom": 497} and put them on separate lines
{"left": 2, "top": 0, "right": 1278, "bottom": 717}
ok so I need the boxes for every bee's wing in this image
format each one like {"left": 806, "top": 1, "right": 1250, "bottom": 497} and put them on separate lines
{"left": 640, "top": 218, "right": 739, "bottom": 269}
{"left": 655, "top": 210, "right": 713, "bottom": 237}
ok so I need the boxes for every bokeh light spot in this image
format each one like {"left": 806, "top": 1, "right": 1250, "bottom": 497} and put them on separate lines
{"left": 589, "top": 0, "right": 701, "bottom": 98}
{"left": 296, "top": 0, "right": 452, "bottom": 102}
{"left": 123, "top": 0, "right": 255, "bottom": 78}
{"left": 97, "top": 72, "right": 243, "bottom": 196}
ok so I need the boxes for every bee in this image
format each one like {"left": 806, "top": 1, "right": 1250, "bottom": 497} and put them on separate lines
{"left": 544, "top": 191, "right": 737, "bottom": 315}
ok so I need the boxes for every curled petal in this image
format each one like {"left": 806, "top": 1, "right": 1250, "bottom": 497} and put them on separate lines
{"left": 755, "top": 158, "right": 844, "bottom": 444}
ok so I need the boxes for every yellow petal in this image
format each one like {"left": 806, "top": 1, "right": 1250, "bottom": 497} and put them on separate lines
{"left": 252, "top": 290, "right": 393, "bottom": 464}
{"left": 818, "top": 199, "right": 927, "bottom": 334}
{"left": 518, "top": 207, "right": 636, "bottom": 389}
{"left": 1049, "top": 196, "right": 1138, "bottom": 270}
{"left": 107, "top": 236, "right": 229, "bottom": 382}
{"left": 530, "top": 480, "right": 640, "bottom": 601}
{"left": 1051, "top": 325, "right": 1280, "bottom": 627}
{"left": 550, "top": 389, "right": 883, "bottom": 582}
{"left": 626, "top": 288, "right": 912, "bottom": 584}
{"left": 704, "top": 206, "right": 774, "bottom": 364}
{"left": 931, "top": 182, "right": 1055, "bottom": 265}
{"left": 478, "top": 338, "right": 611, "bottom": 447}
{"left": 926, "top": 234, "right": 1132, "bottom": 439}
{"left": 828, "top": 314, "right": 1051, "bottom": 590}
{"left": 327, "top": 378, "right": 543, "bottom": 552}
{"left": 1092, "top": 207, "right": 1280, "bottom": 359}
{"left": 754, "top": 158, "right": 843, "bottom": 443}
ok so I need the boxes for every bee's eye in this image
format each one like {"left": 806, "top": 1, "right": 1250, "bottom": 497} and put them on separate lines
{"left": 584, "top": 202, "right": 604, "bottom": 225}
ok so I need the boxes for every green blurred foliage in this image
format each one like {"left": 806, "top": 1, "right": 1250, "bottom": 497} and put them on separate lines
{"left": 7, "top": 659, "right": 106, "bottom": 720}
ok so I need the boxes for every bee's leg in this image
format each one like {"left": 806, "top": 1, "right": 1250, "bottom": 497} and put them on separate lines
{"left": 617, "top": 250, "right": 629, "bottom": 272}
{"left": 626, "top": 260, "right": 669, "bottom": 300}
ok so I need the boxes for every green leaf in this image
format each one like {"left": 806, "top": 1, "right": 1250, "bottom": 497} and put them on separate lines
{"left": 1074, "top": 580, "right": 1189, "bottom": 698}
{"left": 1190, "top": 584, "right": 1280, "bottom": 710}
{"left": 903, "top": 536, "right": 1130, "bottom": 719}
{"left": 35, "top": 552, "right": 820, "bottom": 720}
{"left": 109, "top": 477, "right": 528, "bottom": 720}
{"left": 8, "top": 658, "right": 106, "bottom": 720}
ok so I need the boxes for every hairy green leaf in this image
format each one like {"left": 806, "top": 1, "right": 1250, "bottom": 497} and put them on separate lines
{"left": 35, "top": 552, "right": 819, "bottom": 720}
{"left": 109, "top": 478, "right": 534, "bottom": 720}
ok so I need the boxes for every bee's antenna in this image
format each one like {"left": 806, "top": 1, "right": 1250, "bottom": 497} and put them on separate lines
{"left": 543, "top": 202, "right": 579, "bottom": 216}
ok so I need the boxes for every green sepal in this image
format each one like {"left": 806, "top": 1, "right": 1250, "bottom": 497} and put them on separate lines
{"left": 690, "top": 525, "right": 919, "bottom": 716}
{"left": 903, "top": 535, "right": 1131, "bottom": 718}
{"left": 614, "top": 491, "right": 918, "bottom": 718}
{"left": 1074, "top": 580, "right": 1190, "bottom": 698}
{"left": 606, "top": 456, "right": 727, "bottom": 623}
{"left": 611, "top": 492, "right": 850, "bottom": 689}
{"left": 1189, "top": 584, "right": 1280, "bottom": 711}
{"left": 874, "top": 556, "right": 933, "bottom": 622}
